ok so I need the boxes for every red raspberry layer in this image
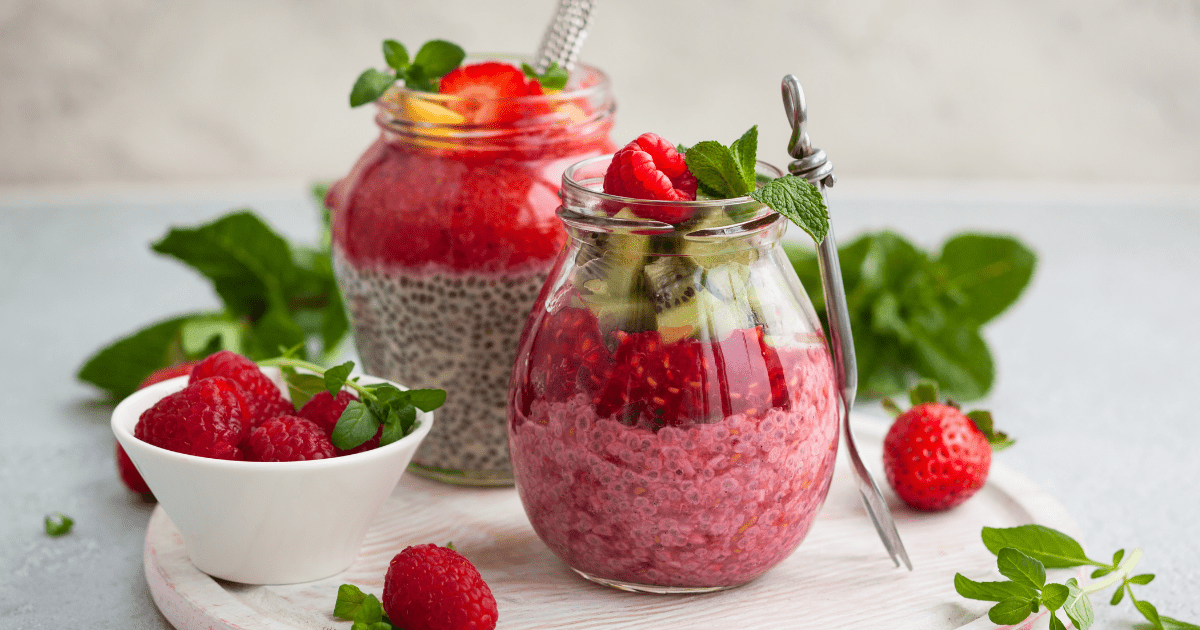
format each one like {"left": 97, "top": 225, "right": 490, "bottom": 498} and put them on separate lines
{"left": 134, "top": 376, "right": 247, "bottom": 460}
{"left": 246, "top": 415, "right": 336, "bottom": 462}
{"left": 383, "top": 544, "right": 498, "bottom": 630}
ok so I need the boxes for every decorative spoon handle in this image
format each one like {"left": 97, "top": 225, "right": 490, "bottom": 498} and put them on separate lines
{"left": 782, "top": 74, "right": 912, "bottom": 570}
{"left": 532, "top": 0, "right": 597, "bottom": 73}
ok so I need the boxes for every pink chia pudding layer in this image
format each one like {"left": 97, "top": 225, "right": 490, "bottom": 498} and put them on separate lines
{"left": 509, "top": 343, "right": 839, "bottom": 588}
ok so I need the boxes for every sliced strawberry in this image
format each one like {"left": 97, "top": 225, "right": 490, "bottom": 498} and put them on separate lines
{"left": 602, "top": 133, "right": 698, "bottom": 223}
{"left": 438, "top": 61, "right": 534, "bottom": 125}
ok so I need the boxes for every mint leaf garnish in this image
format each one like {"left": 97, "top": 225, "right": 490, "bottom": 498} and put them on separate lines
{"left": 332, "top": 401, "right": 379, "bottom": 450}
{"left": 954, "top": 573, "right": 1038, "bottom": 602}
{"left": 997, "top": 548, "right": 1047, "bottom": 590}
{"left": 44, "top": 513, "right": 74, "bottom": 537}
{"left": 1041, "top": 582, "right": 1070, "bottom": 610}
{"left": 334, "top": 584, "right": 394, "bottom": 629}
{"left": 382, "top": 40, "right": 410, "bottom": 72}
{"left": 412, "top": 40, "right": 466, "bottom": 77}
{"left": 351, "top": 68, "right": 399, "bottom": 107}
{"left": 77, "top": 315, "right": 194, "bottom": 399}
{"left": 334, "top": 584, "right": 369, "bottom": 619}
{"left": 324, "top": 361, "right": 354, "bottom": 396}
{"left": 748, "top": 175, "right": 829, "bottom": 243}
{"left": 350, "top": 38, "right": 466, "bottom": 106}
{"left": 728, "top": 125, "right": 758, "bottom": 193}
{"left": 522, "top": 62, "right": 569, "bottom": 90}
{"left": 685, "top": 141, "right": 748, "bottom": 198}
{"left": 982, "top": 525, "right": 1101, "bottom": 568}
{"left": 988, "top": 597, "right": 1035, "bottom": 625}
{"left": 406, "top": 388, "right": 448, "bottom": 412}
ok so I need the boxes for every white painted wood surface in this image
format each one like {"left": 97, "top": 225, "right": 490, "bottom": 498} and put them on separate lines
{"left": 143, "top": 418, "right": 1083, "bottom": 630}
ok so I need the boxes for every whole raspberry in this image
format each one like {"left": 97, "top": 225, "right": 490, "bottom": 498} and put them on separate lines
{"left": 882, "top": 386, "right": 1009, "bottom": 511}
{"left": 245, "top": 415, "right": 336, "bottom": 462}
{"left": 189, "top": 351, "right": 293, "bottom": 430}
{"left": 137, "top": 361, "right": 198, "bottom": 390}
{"left": 383, "top": 544, "right": 498, "bottom": 630}
{"left": 115, "top": 443, "right": 153, "bottom": 498}
{"left": 297, "top": 390, "right": 376, "bottom": 456}
{"left": 603, "top": 133, "right": 698, "bottom": 223}
{"left": 134, "top": 376, "right": 247, "bottom": 460}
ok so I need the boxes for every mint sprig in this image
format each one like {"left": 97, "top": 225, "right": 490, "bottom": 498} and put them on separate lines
{"left": 683, "top": 125, "right": 830, "bottom": 244}
{"left": 258, "top": 356, "right": 446, "bottom": 451}
{"left": 44, "top": 513, "right": 74, "bottom": 537}
{"left": 350, "top": 38, "right": 466, "bottom": 106}
{"left": 77, "top": 196, "right": 348, "bottom": 401}
{"left": 333, "top": 584, "right": 394, "bottom": 630}
{"left": 956, "top": 524, "right": 1198, "bottom": 630}
{"left": 521, "top": 62, "right": 569, "bottom": 90}
{"left": 784, "top": 230, "right": 1036, "bottom": 400}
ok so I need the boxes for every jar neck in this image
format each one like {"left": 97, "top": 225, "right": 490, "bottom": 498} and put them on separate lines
{"left": 374, "top": 60, "right": 614, "bottom": 158}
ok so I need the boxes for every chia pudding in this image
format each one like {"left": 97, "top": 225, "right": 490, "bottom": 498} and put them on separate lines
{"left": 328, "top": 65, "right": 615, "bottom": 485}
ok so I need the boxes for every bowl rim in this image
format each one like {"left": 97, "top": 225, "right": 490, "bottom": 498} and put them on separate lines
{"left": 112, "top": 368, "right": 434, "bottom": 471}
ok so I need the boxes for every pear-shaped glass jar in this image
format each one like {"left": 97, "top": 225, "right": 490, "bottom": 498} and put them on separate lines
{"left": 328, "top": 60, "right": 615, "bottom": 486}
{"left": 508, "top": 155, "right": 840, "bottom": 592}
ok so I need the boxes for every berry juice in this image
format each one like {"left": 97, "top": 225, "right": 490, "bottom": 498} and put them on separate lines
{"left": 508, "top": 157, "right": 841, "bottom": 591}
{"left": 328, "top": 63, "right": 615, "bottom": 485}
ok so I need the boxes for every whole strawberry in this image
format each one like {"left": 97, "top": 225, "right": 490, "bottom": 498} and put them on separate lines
{"left": 382, "top": 544, "right": 498, "bottom": 630}
{"left": 882, "top": 381, "right": 1013, "bottom": 511}
{"left": 190, "top": 351, "right": 293, "bottom": 430}
{"left": 134, "top": 376, "right": 248, "bottom": 460}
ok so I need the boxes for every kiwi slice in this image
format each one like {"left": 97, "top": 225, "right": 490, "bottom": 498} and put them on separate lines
{"left": 677, "top": 209, "right": 760, "bottom": 269}
{"left": 576, "top": 247, "right": 656, "bottom": 334}
{"left": 644, "top": 257, "right": 753, "bottom": 343}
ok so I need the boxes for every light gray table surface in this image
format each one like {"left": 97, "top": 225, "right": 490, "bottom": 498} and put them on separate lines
{"left": 1, "top": 180, "right": 1197, "bottom": 629}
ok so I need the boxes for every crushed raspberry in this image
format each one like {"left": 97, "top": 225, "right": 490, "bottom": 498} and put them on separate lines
{"left": 134, "top": 376, "right": 247, "bottom": 460}
{"left": 297, "top": 390, "right": 377, "bottom": 455}
{"left": 115, "top": 443, "right": 153, "bottom": 498}
{"left": 190, "top": 351, "right": 293, "bottom": 430}
{"left": 602, "top": 133, "right": 698, "bottom": 223}
{"left": 383, "top": 544, "right": 498, "bottom": 630}
{"left": 518, "top": 307, "right": 613, "bottom": 412}
{"left": 245, "top": 415, "right": 336, "bottom": 462}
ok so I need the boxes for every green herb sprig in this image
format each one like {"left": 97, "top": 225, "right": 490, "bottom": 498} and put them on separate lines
{"left": 683, "top": 125, "right": 830, "bottom": 243}
{"left": 785, "top": 230, "right": 1036, "bottom": 401}
{"left": 521, "top": 62, "right": 569, "bottom": 90}
{"left": 259, "top": 353, "right": 445, "bottom": 451}
{"left": 350, "top": 39, "right": 466, "bottom": 106}
{"left": 956, "top": 525, "right": 1198, "bottom": 630}
{"left": 333, "top": 584, "right": 394, "bottom": 630}
{"left": 77, "top": 192, "right": 348, "bottom": 401}
{"left": 44, "top": 513, "right": 74, "bottom": 537}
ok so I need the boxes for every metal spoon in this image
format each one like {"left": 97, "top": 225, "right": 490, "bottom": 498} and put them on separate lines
{"left": 532, "top": 0, "right": 597, "bottom": 73}
{"left": 782, "top": 74, "right": 912, "bottom": 570}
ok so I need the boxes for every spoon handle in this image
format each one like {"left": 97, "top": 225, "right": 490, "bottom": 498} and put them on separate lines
{"left": 532, "top": 0, "right": 597, "bottom": 73}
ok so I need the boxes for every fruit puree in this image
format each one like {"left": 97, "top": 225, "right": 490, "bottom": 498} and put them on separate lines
{"left": 329, "top": 65, "right": 614, "bottom": 483}
{"left": 510, "top": 335, "right": 839, "bottom": 588}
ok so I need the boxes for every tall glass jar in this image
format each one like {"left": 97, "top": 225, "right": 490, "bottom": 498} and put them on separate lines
{"left": 328, "top": 61, "right": 615, "bottom": 486}
{"left": 508, "top": 155, "right": 840, "bottom": 592}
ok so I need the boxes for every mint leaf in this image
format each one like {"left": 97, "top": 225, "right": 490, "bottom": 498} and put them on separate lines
{"left": 997, "top": 548, "right": 1047, "bottom": 590}
{"left": 382, "top": 40, "right": 409, "bottom": 71}
{"left": 44, "top": 513, "right": 74, "bottom": 537}
{"left": 1162, "top": 616, "right": 1200, "bottom": 630}
{"left": 989, "top": 597, "right": 1035, "bottom": 625}
{"left": 78, "top": 315, "right": 194, "bottom": 399}
{"left": 380, "top": 405, "right": 416, "bottom": 447}
{"left": 982, "top": 525, "right": 1100, "bottom": 568}
{"left": 748, "top": 175, "right": 829, "bottom": 243}
{"left": 909, "top": 318, "right": 994, "bottom": 401}
{"left": 412, "top": 40, "right": 465, "bottom": 78}
{"left": 324, "top": 361, "right": 355, "bottom": 396}
{"left": 1128, "top": 573, "right": 1155, "bottom": 585}
{"left": 332, "top": 401, "right": 379, "bottom": 450}
{"left": 1136, "top": 600, "right": 1165, "bottom": 630}
{"left": 1111, "top": 586, "right": 1125, "bottom": 605}
{"left": 351, "top": 68, "right": 396, "bottom": 107}
{"left": 521, "top": 62, "right": 569, "bottom": 90}
{"left": 1049, "top": 612, "right": 1068, "bottom": 630}
{"left": 284, "top": 372, "right": 326, "bottom": 410}
{"left": 245, "top": 305, "right": 307, "bottom": 360}
{"left": 406, "top": 388, "right": 447, "bottom": 412}
{"left": 1063, "top": 578, "right": 1095, "bottom": 630}
{"left": 954, "top": 573, "right": 1038, "bottom": 602}
{"left": 728, "top": 125, "right": 758, "bottom": 193}
{"left": 939, "top": 234, "right": 1037, "bottom": 324}
{"left": 334, "top": 584, "right": 369, "bottom": 620}
{"left": 180, "top": 315, "right": 244, "bottom": 357}
{"left": 685, "top": 141, "right": 746, "bottom": 198}
{"left": 1041, "top": 583, "right": 1069, "bottom": 610}
{"left": 354, "top": 593, "right": 385, "bottom": 624}
{"left": 402, "top": 64, "right": 436, "bottom": 92}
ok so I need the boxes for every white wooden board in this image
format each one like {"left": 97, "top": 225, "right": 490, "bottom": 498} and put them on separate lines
{"left": 144, "top": 418, "right": 1082, "bottom": 630}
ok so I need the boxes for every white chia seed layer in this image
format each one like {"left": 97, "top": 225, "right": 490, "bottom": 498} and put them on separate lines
{"left": 334, "top": 251, "right": 548, "bottom": 479}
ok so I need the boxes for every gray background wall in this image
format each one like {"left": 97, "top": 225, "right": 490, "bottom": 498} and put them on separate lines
{"left": 2, "top": 0, "right": 1198, "bottom": 186}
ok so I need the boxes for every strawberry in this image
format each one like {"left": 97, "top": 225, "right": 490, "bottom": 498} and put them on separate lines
{"left": 881, "top": 382, "right": 1013, "bottom": 511}
{"left": 438, "top": 61, "right": 541, "bottom": 124}
{"left": 602, "top": 133, "right": 698, "bottom": 222}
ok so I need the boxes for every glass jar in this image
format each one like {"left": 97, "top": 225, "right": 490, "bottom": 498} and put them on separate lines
{"left": 328, "top": 61, "right": 615, "bottom": 486}
{"left": 508, "top": 155, "right": 840, "bottom": 592}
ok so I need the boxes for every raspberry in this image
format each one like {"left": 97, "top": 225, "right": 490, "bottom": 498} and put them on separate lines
{"left": 190, "top": 351, "right": 293, "bottom": 430}
{"left": 115, "top": 443, "right": 153, "bottom": 498}
{"left": 134, "top": 376, "right": 247, "bottom": 460}
{"left": 382, "top": 544, "right": 498, "bottom": 630}
{"left": 245, "top": 415, "right": 336, "bottom": 462}
{"left": 297, "top": 390, "right": 376, "bottom": 456}
{"left": 137, "top": 361, "right": 197, "bottom": 390}
{"left": 883, "top": 402, "right": 992, "bottom": 511}
{"left": 602, "top": 133, "right": 698, "bottom": 222}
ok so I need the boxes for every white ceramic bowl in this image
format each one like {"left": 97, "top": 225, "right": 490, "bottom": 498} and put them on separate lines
{"left": 111, "top": 369, "right": 433, "bottom": 585}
